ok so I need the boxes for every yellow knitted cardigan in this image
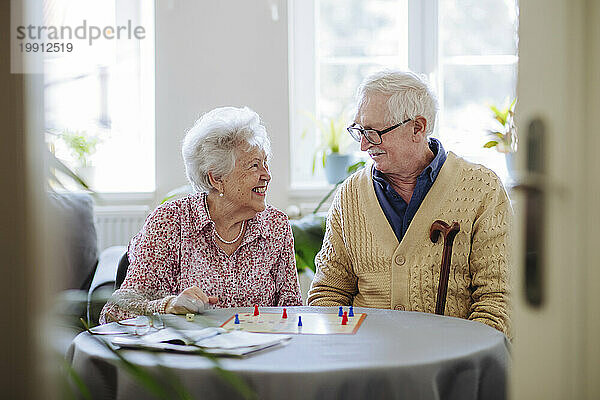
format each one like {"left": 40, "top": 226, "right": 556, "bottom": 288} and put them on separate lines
{"left": 308, "top": 152, "right": 512, "bottom": 337}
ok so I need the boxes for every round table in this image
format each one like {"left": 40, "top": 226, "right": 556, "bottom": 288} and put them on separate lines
{"left": 67, "top": 306, "right": 509, "bottom": 400}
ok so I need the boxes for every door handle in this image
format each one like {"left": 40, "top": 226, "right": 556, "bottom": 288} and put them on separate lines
{"left": 511, "top": 118, "right": 546, "bottom": 307}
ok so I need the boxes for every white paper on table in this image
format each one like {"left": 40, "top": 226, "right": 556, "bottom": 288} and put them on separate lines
{"left": 89, "top": 323, "right": 135, "bottom": 335}
{"left": 197, "top": 330, "right": 291, "bottom": 349}
{"left": 111, "top": 327, "right": 292, "bottom": 356}
{"left": 143, "top": 327, "right": 225, "bottom": 345}
{"left": 89, "top": 316, "right": 153, "bottom": 335}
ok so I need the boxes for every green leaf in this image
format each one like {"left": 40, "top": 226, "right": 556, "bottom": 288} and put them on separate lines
{"left": 329, "top": 119, "right": 337, "bottom": 150}
{"left": 47, "top": 149, "right": 93, "bottom": 191}
{"left": 291, "top": 214, "right": 327, "bottom": 272}
{"left": 300, "top": 110, "right": 351, "bottom": 175}
{"left": 80, "top": 318, "right": 179, "bottom": 399}
{"left": 492, "top": 131, "right": 506, "bottom": 140}
{"left": 312, "top": 182, "right": 340, "bottom": 214}
{"left": 60, "top": 130, "right": 100, "bottom": 167}
{"left": 295, "top": 253, "right": 309, "bottom": 272}
{"left": 213, "top": 367, "right": 258, "bottom": 400}
{"left": 301, "top": 111, "right": 327, "bottom": 139}
{"left": 160, "top": 185, "right": 193, "bottom": 204}
{"left": 490, "top": 105, "right": 506, "bottom": 125}
{"left": 485, "top": 98, "right": 518, "bottom": 153}
{"left": 77, "top": 318, "right": 261, "bottom": 400}
{"left": 63, "top": 361, "right": 92, "bottom": 400}
{"left": 347, "top": 161, "right": 365, "bottom": 174}
{"left": 155, "top": 365, "right": 196, "bottom": 400}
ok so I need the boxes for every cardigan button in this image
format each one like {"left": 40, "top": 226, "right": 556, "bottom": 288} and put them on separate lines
{"left": 394, "top": 305, "right": 406, "bottom": 311}
{"left": 394, "top": 255, "right": 405, "bottom": 265}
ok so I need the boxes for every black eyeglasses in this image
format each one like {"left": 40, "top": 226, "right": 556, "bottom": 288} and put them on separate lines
{"left": 347, "top": 118, "right": 412, "bottom": 145}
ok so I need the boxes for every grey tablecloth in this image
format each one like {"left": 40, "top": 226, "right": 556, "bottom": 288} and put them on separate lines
{"left": 67, "top": 306, "right": 509, "bottom": 400}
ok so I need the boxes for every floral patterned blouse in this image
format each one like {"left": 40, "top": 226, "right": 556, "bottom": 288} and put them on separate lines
{"left": 100, "top": 193, "right": 301, "bottom": 323}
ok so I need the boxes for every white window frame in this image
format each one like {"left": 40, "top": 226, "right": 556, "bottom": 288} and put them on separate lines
{"left": 102, "top": 0, "right": 156, "bottom": 196}
{"left": 288, "top": 0, "right": 318, "bottom": 202}
{"left": 408, "top": 0, "right": 438, "bottom": 84}
{"left": 288, "top": 0, "right": 430, "bottom": 208}
{"left": 288, "top": 0, "right": 517, "bottom": 211}
{"left": 44, "top": 0, "right": 155, "bottom": 199}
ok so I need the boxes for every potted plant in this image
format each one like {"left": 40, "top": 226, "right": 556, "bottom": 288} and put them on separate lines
{"left": 483, "top": 98, "right": 518, "bottom": 175}
{"left": 60, "top": 130, "right": 100, "bottom": 187}
{"left": 303, "top": 112, "right": 354, "bottom": 185}
{"left": 45, "top": 129, "right": 95, "bottom": 192}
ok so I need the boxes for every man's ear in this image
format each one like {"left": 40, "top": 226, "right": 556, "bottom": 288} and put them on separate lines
{"left": 413, "top": 116, "right": 427, "bottom": 135}
{"left": 207, "top": 172, "right": 223, "bottom": 194}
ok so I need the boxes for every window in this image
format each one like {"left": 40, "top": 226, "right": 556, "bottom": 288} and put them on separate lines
{"left": 289, "top": 0, "right": 518, "bottom": 189}
{"left": 437, "top": 0, "right": 518, "bottom": 182}
{"left": 290, "top": 0, "right": 409, "bottom": 189}
{"left": 44, "top": 0, "right": 155, "bottom": 193}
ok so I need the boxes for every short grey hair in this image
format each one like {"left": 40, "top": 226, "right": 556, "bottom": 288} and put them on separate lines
{"left": 355, "top": 69, "right": 439, "bottom": 135}
{"left": 182, "top": 106, "right": 271, "bottom": 193}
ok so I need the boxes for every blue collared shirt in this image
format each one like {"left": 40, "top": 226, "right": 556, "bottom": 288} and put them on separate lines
{"left": 372, "top": 137, "right": 447, "bottom": 243}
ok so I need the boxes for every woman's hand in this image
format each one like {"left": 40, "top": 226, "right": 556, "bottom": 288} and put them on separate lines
{"left": 165, "top": 286, "right": 218, "bottom": 314}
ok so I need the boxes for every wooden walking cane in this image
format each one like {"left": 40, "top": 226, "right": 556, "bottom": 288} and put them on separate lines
{"left": 430, "top": 220, "right": 460, "bottom": 315}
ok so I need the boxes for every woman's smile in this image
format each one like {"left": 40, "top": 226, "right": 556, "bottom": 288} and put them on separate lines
{"left": 251, "top": 185, "right": 267, "bottom": 195}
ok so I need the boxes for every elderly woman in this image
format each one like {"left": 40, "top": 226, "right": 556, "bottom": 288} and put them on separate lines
{"left": 100, "top": 107, "right": 301, "bottom": 323}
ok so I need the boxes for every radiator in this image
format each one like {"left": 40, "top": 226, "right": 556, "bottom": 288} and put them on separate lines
{"left": 94, "top": 205, "right": 150, "bottom": 251}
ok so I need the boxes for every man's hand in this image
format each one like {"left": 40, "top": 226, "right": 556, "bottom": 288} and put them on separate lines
{"left": 165, "top": 286, "right": 218, "bottom": 314}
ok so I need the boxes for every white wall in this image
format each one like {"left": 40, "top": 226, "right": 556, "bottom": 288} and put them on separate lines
{"left": 155, "top": 0, "right": 290, "bottom": 210}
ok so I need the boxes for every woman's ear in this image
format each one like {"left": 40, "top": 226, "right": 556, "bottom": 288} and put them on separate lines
{"left": 207, "top": 172, "right": 223, "bottom": 194}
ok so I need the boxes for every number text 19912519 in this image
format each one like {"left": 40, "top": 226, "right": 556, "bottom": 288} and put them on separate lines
{"left": 20, "top": 42, "right": 73, "bottom": 53}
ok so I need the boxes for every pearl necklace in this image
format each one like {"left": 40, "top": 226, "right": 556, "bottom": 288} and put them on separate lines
{"left": 204, "top": 200, "right": 245, "bottom": 244}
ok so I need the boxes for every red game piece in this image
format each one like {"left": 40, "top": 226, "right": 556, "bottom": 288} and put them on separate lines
{"left": 254, "top": 305, "right": 259, "bottom": 316}
{"left": 341, "top": 311, "right": 348, "bottom": 325}
{"left": 282, "top": 308, "right": 288, "bottom": 319}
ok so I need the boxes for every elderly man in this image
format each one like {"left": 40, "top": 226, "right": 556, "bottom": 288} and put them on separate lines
{"left": 307, "top": 70, "right": 511, "bottom": 337}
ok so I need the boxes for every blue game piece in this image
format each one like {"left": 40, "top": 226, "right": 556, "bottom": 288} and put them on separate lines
{"left": 234, "top": 314, "right": 240, "bottom": 324}
{"left": 349, "top": 306, "right": 354, "bottom": 317}
{"left": 298, "top": 316, "right": 303, "bottom": 327}
{"left": 338, "top": 306, "right": 343, "bottom": 316}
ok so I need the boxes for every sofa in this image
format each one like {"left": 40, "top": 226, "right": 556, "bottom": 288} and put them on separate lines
{"left": 49, "top": 192, "right": 123, "bottom": 352}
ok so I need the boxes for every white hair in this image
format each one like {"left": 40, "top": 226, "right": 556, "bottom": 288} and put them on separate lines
{"left": 182, "top": 106, "right": 271, "bottom": 193}
{"left": 355, "top": 69, "right": 439, "bottom": 135}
